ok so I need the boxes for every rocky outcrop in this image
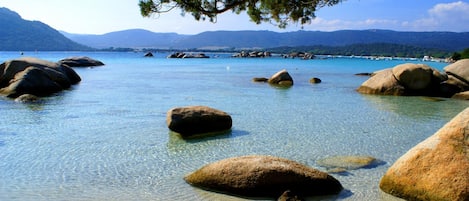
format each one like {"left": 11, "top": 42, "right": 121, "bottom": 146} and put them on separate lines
{"left": 357, "top": 60, "right": 469, "bottom": 98}
{"left": 379, "top": 107, "right": 469, "bottom": 201}
{"left": 357, "top": 63, "right": 447, "bottom": 96}
{"left": 0, "top": 57, "right": 81, "bottom": 98}
{"left": 268, "top": 69, "right": 294, "bottom": 87}
{"left": 166, "top": 106, "right": 232, "bottom": 137}
{"left": 232, "top": 51, "right": 271, "bottom": 58}
{"left": 58, "top": 56, "right": 104, "bottom": 67}
{"left": 167, "top": 52, "right": 209, "bottom": 58}
{"left": 443, "top": 59, "right": 469, "bottom": 91}
{"left": 184, "top": 155, "right": 343, "bottom": 198}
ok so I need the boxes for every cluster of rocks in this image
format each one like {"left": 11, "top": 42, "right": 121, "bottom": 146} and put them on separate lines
{"left": 0, "top": 56, "right": 103, "bottom": 101}
{"left": 167, "top": 52, "right": 209, "bottom": 58}
{"left": 356, "top": 59, "right": 469, "bottom": 99}
{"left": 283, "top": 52, "right": 315, "bottom": 60}
{"left": 231, "top": 51, "right": 271, "bottom": 58}
{"left": 168, "top": 103, "right": 468, "bottom": 200}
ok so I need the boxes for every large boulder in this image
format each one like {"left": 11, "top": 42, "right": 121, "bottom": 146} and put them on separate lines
{"left": 58, "top": 56, "right": 104, "bottom": 67}
{"left": 357, "top": 63, "right": 447, "bottom": 96}
{"left": 356, "top": 68, "right": 405, "bottom": 95}
{"left": 444, "top": 59, "right": 469, "bottom": 91}
{"left": 392, "top": 63, "right": 437, "bottom": 90}
{"left": 166, "top": 105, "right": 232, "bottom": 137}
{"left": 184, "top": 155, "right": 343, "bottom": 198}
{"left": 268, "top": 69, "right": 294, "bottom": 87}
{"left": 0, "top": 57, "right": 81, "bottom": 98}
{"left": 379, "top": 107, "right": 469, "bottom": 201}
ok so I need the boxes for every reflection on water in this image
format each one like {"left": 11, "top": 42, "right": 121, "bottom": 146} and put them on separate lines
{"left": 361, "top": 94, "right": 468, "bottom": 120}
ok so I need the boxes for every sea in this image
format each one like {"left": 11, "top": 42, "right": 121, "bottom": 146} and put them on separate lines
{"left": 0, "top": 51, "right": 468, "bottom": 201}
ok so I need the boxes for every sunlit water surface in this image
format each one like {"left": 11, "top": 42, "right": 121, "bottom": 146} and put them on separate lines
{"left": 0, "top": 52, "right": 467, "bottom": 201}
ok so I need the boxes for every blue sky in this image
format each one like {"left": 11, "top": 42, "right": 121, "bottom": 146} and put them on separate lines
{"left": 1, "top": 0, "right": 469, "bottom": 34}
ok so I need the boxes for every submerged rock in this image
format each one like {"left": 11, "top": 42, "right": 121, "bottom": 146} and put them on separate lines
{"left": 317, "top": 155, "right": 377, "bottom": 170}
{"left": 184, "top": 155, "right": 343, "bottom": 198}
{"left": 380, "top": 107, "right": 469, "bottom": 201}
{"left": 166, "top": 105, "right": 232, "bottom": 137}
{"left": 14, "top": 94, "right": 39, "bottom": 103}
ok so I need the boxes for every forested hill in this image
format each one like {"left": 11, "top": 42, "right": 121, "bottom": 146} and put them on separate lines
{"left": 0, "top": 7, "right": 90, "bottom": 51}
{"left": 66, "top": 29, "right": 469, "bottom": 52}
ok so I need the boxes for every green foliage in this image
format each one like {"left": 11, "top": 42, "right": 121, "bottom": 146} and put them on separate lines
{"left": 450, "top": 48, "right": 469, "bottom": 61}
{"left": 267, "top": 43, "right": 452, "bottom": 58}
{"left": 139, "top": 0, "right": 343, "bottom": 28}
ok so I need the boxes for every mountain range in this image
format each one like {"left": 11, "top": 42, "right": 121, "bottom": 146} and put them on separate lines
{"left": 64, "top": 29, "right": 469, "bottom": 52}
{"left": 0, "top": 7, "right": 90, "bottom": 51}
{"left": 1, "top": 6, "right": 469, "bottom": 52}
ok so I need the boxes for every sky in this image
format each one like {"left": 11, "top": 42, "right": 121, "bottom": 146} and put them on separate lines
{"left": 1, "top": 0, "right": 469, "bottom": 35}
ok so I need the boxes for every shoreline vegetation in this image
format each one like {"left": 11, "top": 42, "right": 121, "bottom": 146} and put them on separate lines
{"left": 101, "top": 43, "right": 469, "bottom": 62}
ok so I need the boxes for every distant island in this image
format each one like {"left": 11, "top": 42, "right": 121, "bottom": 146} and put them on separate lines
{"left": 1, "top": 6, "right": 469, "bottom": 58}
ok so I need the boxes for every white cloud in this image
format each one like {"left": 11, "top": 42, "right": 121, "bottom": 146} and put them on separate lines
{"left": 406, "top": 1, "right": 469, "bottom": 31}
{"left": 302, "top": 1, "right": 469, "bottom": 32}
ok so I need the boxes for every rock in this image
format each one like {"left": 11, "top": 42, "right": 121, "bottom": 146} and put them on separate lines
{"left": 252, "top": 77, "right": 269, "bottom": 82}
{"left": 14, "top": 94, "right": 39, "bottom": 103}
{"left": 167, "top": 52, "right": 209, "bottom": 58}
{"left": 356, "top": 68, "right": 405, "bottom": 95}
{"left": 184, "top": 155, "right": 343, "bottom": 198}
{"left": 277, "top": 190, "right": 304, "bottom": 201}
{"left": 391, "top": 63, "right": 433, "bottom": 90}
{"left": 444, "top": 59, "right": 469, "bottom": 91}
{"left": 268, "top": 69, "right": 294, "bottom": 87}
{"left": 379, "top": 107, "right": 469, "bottom": 201}
{"left": 166, "top": 106, "right": 232, "bottom": 137}
{"left": 357, "top": 64, "right": 447, "bottom": 96}
{"left": 354, "top": 72, "right": 372, "bottom": 76}
{"left": 309, "top": 77, "right": 322, "bottom": 84}
{"left": 58, "top": 56, "right": 104, "bottom": 67}
{"left": 0, "top": 57, "right": 81, "bottom": 98}
{"left": 317, "top": 155, "right": 377, "bottom": 170}
{"left": 452, "top": 91, "right": 469, "bottom": 100}
{"left": 144, "top": 52, "right": 153, "bottom": 57}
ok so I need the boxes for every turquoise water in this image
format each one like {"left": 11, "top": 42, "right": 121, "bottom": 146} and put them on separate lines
{"left": 0, "top": 52, "right": 468, "bottom": 201}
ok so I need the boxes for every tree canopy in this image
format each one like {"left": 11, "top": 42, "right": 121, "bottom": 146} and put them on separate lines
{"left": 139, "top": 0, "right": 343, "bottom": 28}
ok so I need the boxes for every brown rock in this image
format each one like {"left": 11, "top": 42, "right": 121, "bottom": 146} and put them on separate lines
{"left": 452, "top": 91, "right": 469, "bottom": 100}
{"left": 444, "top": 59, "right": 469, "bottom": 91}
{"left": 0, "top": 57, "right": 81, "bottom": 98}
{"left": 309, "top": 77, "right": 322, "bottom": 84}
{"left": 268, "top": 69, "right": 294, "bottom": 87}
{"left": 356, "top": 68, "right": 405, "bottom": 95}
{"left": 380, "top": 107, "right": 469, "bottom": 201}
{"left": 166, "top": 105, "right": 232, "bottom": 137}
{"left": 184, "top": 155, "right": 343, "bottom": 198}
{"left": 391, "top": 63, "right": 434, "bottom": 90}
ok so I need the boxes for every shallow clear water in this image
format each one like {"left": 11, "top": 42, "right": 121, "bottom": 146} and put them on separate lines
{"left": 0, "top": 51, "right": 468, "bottom": 201}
